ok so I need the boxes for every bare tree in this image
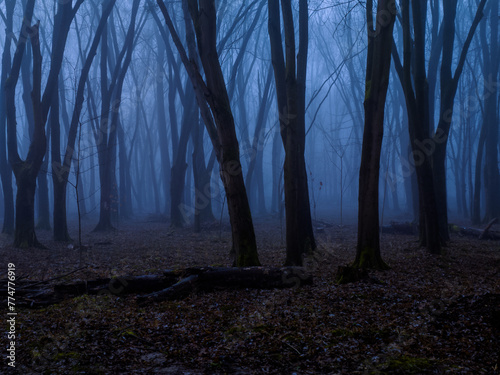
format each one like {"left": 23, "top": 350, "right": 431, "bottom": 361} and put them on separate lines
{"left": 477, "top": 0, "right": 499, "bottom": 223}
{"left": 353, "top": 0, "right": 395, "bottom": 270}
{"left": 432, "top": 0, "right": 487, "bottom": 240}
{"left": 6, "top": 0, "right": 83, "bottom": 247}
{"left": 156, "top": 0, "right": 260, "bottom": 266}
{"left": 94, "top": 0, "right": 141, "bottom": 231}
{"left": 268, "top": 0, "right": 316, "bottom": 266}
{"left": 52, "top": 0, "right": 116, "bottom": 241}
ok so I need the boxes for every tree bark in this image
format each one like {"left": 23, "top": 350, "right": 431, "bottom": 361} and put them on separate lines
{"left": 0, "top": 0, "right": 16, "bottom": 235}
{"left": 192, "top": 114, "right": 215, "bottom": 231}
{"left": 245, "top": 65, "right": 273, "bottom": 214}
{"left": 94, "top": 0, "right": 140, "bottom": 231}
{"left": 392, "top": 0, "right": 442, "bottom": 254}
{"left": 354, "top": 0, "right": 394, "bottom": 270}
{"left": 138, "top": 267, "right": 313, "bottom": 302}
{"left": 170, "top": 86, "right": 196, "bottom": 227}
{"left": 5, "top": 267, "right": 312, "bottom": 307}
{"left": 6, "top": 0, "right": 82, "bottom": 247}
{"left": 53, "top": 0, "right": 116, "bottom": 240}
{"left": 157, "top": 0, "right": 260, "bottom": 266}
{"left": 481, "top": 0, "right": 500, "bottom": 222}
{"left": 155, "top": 29, "right": 172, "bottom": 216}
{"left": 432, "top": 0, "right": 486, "bottom": 241}
{"left": 268, "top": 0, "right": 316, "bottom": 266}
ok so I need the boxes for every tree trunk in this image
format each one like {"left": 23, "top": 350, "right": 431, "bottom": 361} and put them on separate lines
{"left": 255, "top": 149, "right": 267, "bottom": 214}
{"left": 473, "top": 124, "right": 486, "bottom": 224}
{"left": 14, "top": 171, "right": 41, "bottom": 247}
{"left": 55, "top": 0, "right": 116, "bottom": 238}
{"left": 118, "top": 118, "right": 133, "bottom": 219}
{"left": 271, "top": 131, "right": 281, "bottom": 214}
{"left": 0, "top": 0, "right": 16, "bottom": 235}
{"left": 192, "top": 114, "right": 215, "bottom": 231}
{"left": 94, "top": 0, "right": 139, "bottom": 231}
{"left": 354, "top": 0, "right": 394, "bottom": 270}
{"left": 268, "top": 0, "right": 316, "bottom": 266}
{"left": 392, "top": 0, "right": 441, "bottom": 253}
{"left": 170, "top": 88, "right": 196, "bottom": 227}
{"left": 155, "top": 29, "right": 172, "bottom": 216}
{"left": 7, "top": 0, "right": 79, "bottom": 247}
{"left": 36, "top": 140, "right": 51, "bottom": 231}
{"left": 53, "top": 177, "right": 71, "bottom": 241}
{"left": 481, "top": 0, "right": 500, "bottom": 222}
{"left": 139, "top": 267, "right": 313, "bottom": 303}
{"left": 432, "top": 0, "right": 486, "bottom": 238}
{"left": 157, "top": 0, "right": 260, "bottom": 266}
{"left": 245, "top": 65, "right": 273, "bottom": 214}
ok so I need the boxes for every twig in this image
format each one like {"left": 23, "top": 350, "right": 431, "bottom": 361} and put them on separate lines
{"left": 19, "top": 266, "right": 88, "bottom": 289}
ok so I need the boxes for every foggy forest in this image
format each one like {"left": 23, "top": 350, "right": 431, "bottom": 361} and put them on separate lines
{"left": 0, "top": 0, "right": 499, "bottom": 373}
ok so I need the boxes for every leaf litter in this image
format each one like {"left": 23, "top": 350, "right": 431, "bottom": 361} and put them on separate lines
{"left": 0, "top": 216, "right": 499, "bottom": 374}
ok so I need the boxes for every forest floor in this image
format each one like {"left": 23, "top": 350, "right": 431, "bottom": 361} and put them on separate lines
{"left": 1, "top": 215, "right": 499, "bottom": 374}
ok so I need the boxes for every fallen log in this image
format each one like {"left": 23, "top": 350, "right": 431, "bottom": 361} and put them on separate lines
{"left": 2, "top": 267, "right": 312, "bottom": 308}
{"left": 137, "top": 267, "right": 313, "bottom": 303}
{"left": 458, "top": 227, "right": 500, "bottom": 240}
{"left": 453, "top": 218, "right": 500, "bottom": 240}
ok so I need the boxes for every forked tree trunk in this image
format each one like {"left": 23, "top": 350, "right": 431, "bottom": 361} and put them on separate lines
{"left": 432, "top": 0, "right": 486, "bottom": 241}
{"left": 392, "top": 0, "right": 442, "bottom": 254}
{"left": 6, "top": 0, "right": 81, "bottom": 247}
{"left": 11, "top": 25, "right": 46, "bottom": 248}
{"left": 354, "top": 0, "right": 394, "bottom": 270}
{"left": 268, "top": 0, "right": 316, "bottom": 266}
{"left": 55, "top": 0, "right": 116, "bottom": 238}
{"left": 94, "top": 0, "right": 139, "bottom": 232}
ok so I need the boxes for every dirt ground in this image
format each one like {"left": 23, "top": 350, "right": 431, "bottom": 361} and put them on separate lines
{"left": 1, "top": 215, "right": 499, "bottom": 374}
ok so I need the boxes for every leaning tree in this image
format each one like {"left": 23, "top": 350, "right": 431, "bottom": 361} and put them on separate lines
{"left": 156, "top": 0, "right": 260, "bottom": 266}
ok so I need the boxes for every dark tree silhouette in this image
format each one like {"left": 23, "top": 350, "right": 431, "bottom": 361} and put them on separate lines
{"left": 392, "top": 0, "right": 443, "bottom": 254}
{"left": 0, "top": 0, "right": 15, "bottom": 235}
{"left": 156, "top": 0, "right": 260, "bottom": 266}
{"left": 477, "top": 0, "right": 499, "bottom": 223}
{"left": 52, "top": 0, "right": 116, "bottom": 241}
{"left": 94, "top": 0, "right": 141, "bottom": 232}
{"left": 393, "top": 0, "right": 486, "bottom": 253}
{"left": 354, "top": 0, "right": 395, "bottom": 270}
{"left": 6, "top": 0, "right": 83, "bottom": 247}
{"left": 432, "top": 0, "right": 487, "bottom": 240}
{"left": 268, "top": 0, "right": 316, "bottom": 266}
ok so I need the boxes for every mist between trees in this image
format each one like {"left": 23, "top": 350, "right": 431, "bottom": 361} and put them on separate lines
{"left": 0, "top": 0, "right": 498, "bottom": 269}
